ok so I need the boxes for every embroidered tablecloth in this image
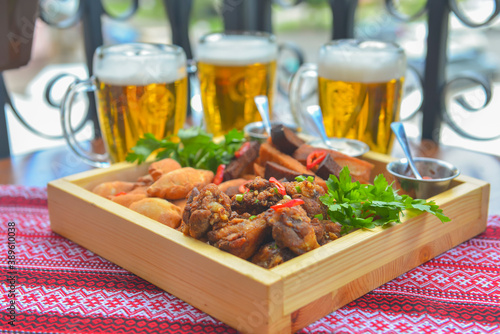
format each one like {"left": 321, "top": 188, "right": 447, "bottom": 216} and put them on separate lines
{"left": 1, "top": 185, "right": 499, "bottom": 333}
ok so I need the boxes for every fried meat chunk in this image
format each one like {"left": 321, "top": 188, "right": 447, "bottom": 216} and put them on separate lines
{"left": 267, "top": 203, "right": 320, "bottom": 255}
{"left": 208, "top": 215, "right": 271, "bottom": 259}
{"left": 182, "top": 184, "right": 232, "bottom": 239}
{"left": 250, "top": 241, "right": 296, "bottom": 269}
{"left": 310, "top": 218, "right": 342, "bottom": 245}
{"left": 231, "top": 177, "right": 283, "bottom": 215}
{"left": 284, "top": 179, "right": 325, "bottom": 198}
{"left": 284, "top": 179, "right": 328, "bottom": 219}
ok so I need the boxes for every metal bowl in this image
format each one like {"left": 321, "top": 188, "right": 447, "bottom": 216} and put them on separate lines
{"left": 308, "top": 138, "right": 369, "bottom": 158}
{"left": 243, "top": 121, "right": 298, "bottom": 142}
{"left": 386, "top": 157, "right": 460, "bottom": 199}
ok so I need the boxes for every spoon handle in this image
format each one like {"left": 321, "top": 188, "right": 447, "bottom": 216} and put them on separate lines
{"left": 306, "top": 105, "right": 330, "bottom": 145}
{"left": 390, "top": 122, "right": 423, "bottom": 180}
{"left": 254, "top": 95, "right": 272, "bottom": 136}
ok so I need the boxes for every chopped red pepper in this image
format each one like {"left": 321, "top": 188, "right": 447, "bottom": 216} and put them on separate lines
{"left": 115, "top": 192, "right": 128, "bottom": 196}
{"left": 306, "top": 151, "right": 327, "bottom": 170}
{"left": 239, "top": 180, "right": 251, "bottom": 193}
{"left": 269, "top": 177, "right": 287, "bottom": 196}
{"left": 213, "top": 164, "right": 226, "bottom": 185}
{"left": 271, "top": 198, "right": 305, "bottom": 211}
{"left": 235, "top": 142, "right": 251, "bottom": 158}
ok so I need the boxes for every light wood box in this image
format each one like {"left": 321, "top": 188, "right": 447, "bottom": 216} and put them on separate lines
{"left": 47, "top": 151, "right": 490, "bottom": 333}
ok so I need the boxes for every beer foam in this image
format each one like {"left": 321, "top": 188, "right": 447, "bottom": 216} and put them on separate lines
{"left": 93, "top": 45, "right": 187, "bottom": 86}
{"left": 197, "top": 37, "right": 278, "bottom": 66}
{"left": 318, "top": 41, "right": 406, "bottom": 83}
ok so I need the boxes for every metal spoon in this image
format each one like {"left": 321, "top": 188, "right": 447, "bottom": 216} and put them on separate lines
{"left": 254, "top": 95, "right": 272, "bottom": 137}
{"left": 305, "top": 105, "right": 370, "bottom": 156}
{"left": 306, "top": 105, "right": 333, "bottom": 148}
{"left": 390, "top": 122, "right": 423, "bottom": 180}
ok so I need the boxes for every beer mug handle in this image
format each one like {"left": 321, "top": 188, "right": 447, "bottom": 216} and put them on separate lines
{"left": 289, "top": 63, "right": 318, "bottom": 134}
{"left": 60, "top": 78, "right": 110, "bottom": 168}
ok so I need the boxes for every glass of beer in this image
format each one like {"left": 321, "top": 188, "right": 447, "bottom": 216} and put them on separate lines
{"left": 61, "top": 43, "right": 188, "bottom": 167}
{"left": 289, "top": 39, "right": 406, "bottom": 154}
{"left": 196, "top": 32, "right": 278, "bottom": 137}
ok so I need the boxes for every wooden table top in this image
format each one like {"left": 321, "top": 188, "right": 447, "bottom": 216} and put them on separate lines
{"left": 1, "top": 140, "right": 499, "bottom": 215}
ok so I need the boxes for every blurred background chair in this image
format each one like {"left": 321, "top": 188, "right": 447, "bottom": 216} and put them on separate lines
{"left": 2, "top": 0, "right": 500, "bottom": 159}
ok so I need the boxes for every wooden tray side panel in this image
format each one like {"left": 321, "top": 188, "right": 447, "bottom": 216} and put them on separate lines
{"left": 274, "top": 177, "right": 489, "bottom": 317}
{"left": 47, "top": 181, "right": 291, "bottom": 334}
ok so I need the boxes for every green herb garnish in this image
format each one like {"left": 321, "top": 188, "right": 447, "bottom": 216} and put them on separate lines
{"left": 320, "top": 166, "right": 451, "bottom": 235}
{"left": 295, "top": 175, "right": 306, "bottom": 182}
{"left": 314, "top": 214, "right": 324, "bottom": 220}
{"left": 125, "top": 127, "right": 245, "bottom": 173}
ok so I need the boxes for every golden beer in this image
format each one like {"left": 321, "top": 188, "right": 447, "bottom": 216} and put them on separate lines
{"left": 95, "top": 78, "right": 187, "bottom": 162}
{"left": 197, "top": 33, "right": 278, "bottom": 137}
{"left": 317, "top": 40, "right": 406, "bottom": 154}
{"left": 318, "top": 77, "right": 404, "bottom": 154}
{"left": 61, "top": 43, "right": 188, "bottom": 167}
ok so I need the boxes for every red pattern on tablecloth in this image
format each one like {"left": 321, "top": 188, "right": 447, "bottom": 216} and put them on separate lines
{"left": 0, "top": 185, "right": 499, "bottom": 333}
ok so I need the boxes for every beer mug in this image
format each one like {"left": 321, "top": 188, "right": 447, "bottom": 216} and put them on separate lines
{"left": 61, "top": 43, "right": 188, "bottom": 167}
{"left": 289, "top": 39, "right": 406, "bottom": 154}
{"left": 196, "top": 32, "right": 278, "bottom": 137}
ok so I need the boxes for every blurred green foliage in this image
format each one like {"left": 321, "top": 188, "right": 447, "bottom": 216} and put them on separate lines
{"left": 101, "top": 0, "right": 428, "bottom": 30}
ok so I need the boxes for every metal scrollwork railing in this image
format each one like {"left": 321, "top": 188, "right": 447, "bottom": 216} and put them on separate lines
{"left": 385, "top": 0, "right": 500, "bottom": 142}
{"left": 3, "top": 0, "right": 498, "bottom": 159}
{"left": 39, "top": 0, "right": 141, "bottom": 141}
{"left": 220, "top": 0, "right": 306, "bottom": 99}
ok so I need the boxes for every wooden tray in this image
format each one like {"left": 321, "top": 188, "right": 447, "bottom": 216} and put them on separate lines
{"left": 47, "top": 151, "right": 490, "bottom": 333}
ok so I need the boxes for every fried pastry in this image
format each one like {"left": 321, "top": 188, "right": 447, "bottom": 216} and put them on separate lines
{"left": 92, "top": 181, "right": 135, "bottom": 198}
{"left": 110, "top": 186, "right": 148, "bottom": 208}
{"left": 147, "top": 167, "right": 214, "bottom": 200}
{"left": 136, "top": 174, "right": 154, "bottom": 186}
{"left": 148, "top": 158, "right": 182, "bottom": 181}
{"left": 129, "top": 197, "right": 182, "bottom": 228}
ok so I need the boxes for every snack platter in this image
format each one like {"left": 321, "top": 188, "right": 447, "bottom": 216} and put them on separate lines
{"left": 47, "top": 151, "right": 490, "bottom": 333}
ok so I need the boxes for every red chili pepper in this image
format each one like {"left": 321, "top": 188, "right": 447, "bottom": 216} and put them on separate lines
{"left": 213, "top": 164, "right": 226, "bottom": 185}
{"left": 269, "top": 177, "right": 287, "bottom": 196}
{"left": 239, "top": 180, "right": 251, "bottom": 193}
{"left": 115, "top": 192, "right": 128, "bottom": 196}
{"left": 306, "top": 151, "right": 327, "bottom": 170}
{"left": 235, "top": 142, "right": 251, "bottom": 158}
{"left": 271, "top": 198, "right": 305, "bottom": 211}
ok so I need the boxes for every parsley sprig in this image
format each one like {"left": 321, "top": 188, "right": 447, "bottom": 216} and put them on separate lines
{"left": 320, "top": 166, "right": 451, "bottom": 235}
{"left": 125, "top": 127, "right": 245, "bottom": 173}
